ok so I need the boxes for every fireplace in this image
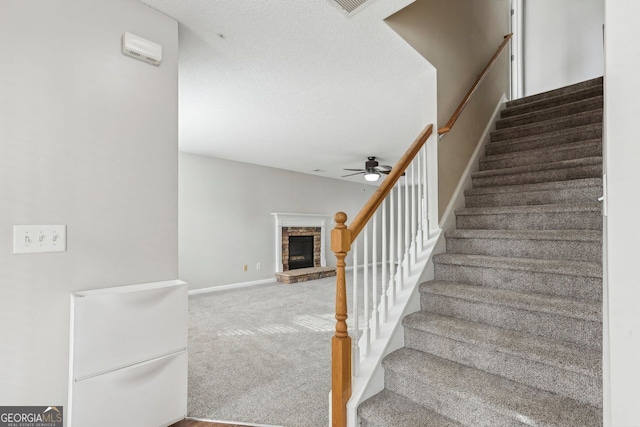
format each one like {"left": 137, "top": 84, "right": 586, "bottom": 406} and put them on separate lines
{"left": 271, "top": 213, "right": 328, "bottom": 273}
{"left": 271, "top": 213, "right": 335, "bottom": 283}
{"left": 281, "top": 227, "right": 321, "bottom": 271}
{"left": 288, "top": 235, "right": 314, "bottom": 269}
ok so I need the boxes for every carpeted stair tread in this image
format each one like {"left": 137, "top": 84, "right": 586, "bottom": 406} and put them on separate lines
{"left": 434, "top": 253, "right": 602, "bottom": 277}
{"left": 456, "top": 202, "right": 602, "bottom": 231}
{"left": 445, "top": 229, "right": 602, "bottom": 262}
{"left": 383, "top": 348, "right": 602, "bottom": 427}
{"left": 479, "top": 139, "right": 602, "bottom": 171}
{"left": 473, "top": 156, "right": 601, "bottom": 179}
{"left": 420, "top": 281, "right": 601, "bottom": 322}
{"left": 497, "top": 96, "right": 603, "bottom": 130}
{"left": 486, "top": 123, "right": 602, "bottom": 155}
{"left": 502, "top": 85, "right": 604, "bottom": 119}
{"left": 403, "top": 311, "right": 601, "bottom": 379}
{"left": 490, "top": 109, "right": 603, "bottom": 143}
{"left": 456, "top": 201, "right": 601, "bottom": 216}
{"left": 505, "top": 77, "right": 602, "bottom": 108}
{"left": 433, "top": 253, "right": 602, "bottom": 301}
{"left": 358, "top": 389, "right": 463, "bottom": 427}
{"left": 446, "top": 228, "right": 601, "bottom": 242}
{"left": 465, "top": 177, "right": 602, "bottom": 196}
{"left": 471, "top": 157, "right": 602, "bottom": 188}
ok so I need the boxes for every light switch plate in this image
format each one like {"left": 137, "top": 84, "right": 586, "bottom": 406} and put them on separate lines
{"left": 13, "top": 225, "right": 67, "bottom": 254}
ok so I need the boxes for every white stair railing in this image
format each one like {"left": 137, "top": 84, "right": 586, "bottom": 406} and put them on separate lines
{"left": 330, "top": 124, "right": 439, "bottom": 427}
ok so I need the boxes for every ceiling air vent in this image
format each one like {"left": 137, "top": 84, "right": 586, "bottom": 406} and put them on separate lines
{"left": 329, "top": 0, "right": 378, "bottom": 16}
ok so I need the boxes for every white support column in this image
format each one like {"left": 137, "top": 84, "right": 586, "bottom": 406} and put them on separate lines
{"left": 404, "top": 175, "right": 411, "bottom": 277}
{"left": 371, "top": 211, "right": 379, "bottom": 340}
{"left": 397, "top": 183, "right": 404, "bottom": 290}
{"left": 422, "top": 145, "right": 429, "bottom": 241}
{"left": 410, "top": 163, "right": 417, "bottom": 264}
{"left": 351, "top": 240, "right": 359, "bottom": 377}
{"left": 361, "top": 225, "right": 370, "bottom": 358}
{"left": 416, "top": 152, "right": 424, "bottom": 252}
{"left": 388, "top": 188, "right": 396, "bottom": 307}
{"left": 380, "top": 198, "right": 388, "bottom": 323}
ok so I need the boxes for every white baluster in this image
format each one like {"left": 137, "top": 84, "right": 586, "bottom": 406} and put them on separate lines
{"left": 417, "top": 153, "right": 424, "bottom": 252}
{"left": 388, "top": 187, "right": 396, "bottom": 306}
{"left": 371, "top": 211, "right": 379, "bottom": 340}
{"left": 380, "top": 198, "right": 388, "bottom": 323}
{"left": 397, "top": 183, "right": 404, "bottom": 290}
{"left": 404, "top": 174, "right": 411, "bottom": 276}
{"left": 352, "top": 240, "right": 359, "bottom": 376}
{"left": 422, "top": 144, "right": 430, "bottom": 241}
{"left": 361, "top": 224, "right": 370, "bottom": 357}
{"left": 410, "top": 163, "right": 417, "bottom": 264}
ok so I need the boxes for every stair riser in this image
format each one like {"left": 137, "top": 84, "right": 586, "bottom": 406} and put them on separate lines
{"left": 446, "top": 237, "right": 602, "bottom": 262}
{"left": 404, "top": 328, "right": 602, "bottom": 407}
{"left": 384, "top": 371, "right": 514, "bottom": 427}
{"left": 472, "top": 164, "right": 602, "bottom": 188}
{"left": 434, "top": 262, "right": 602, "bottom": 300}
{"left": 465, "top": 185, "right": 602, "bottom": 208}
{"left": 457, "top": 211, "right": 602, "bottom": 231}
{"left": 505, "top": 82, "right": 602, "bottom": 111}
{"left": 486, "top": 125, "right": 602, "bottom": 156}
{"left": 421, "top": 293, "right": 602, "bottom": 349}
{"left": 497, "top": 97, "right": 603, "bottom": 130}
{"left": 491, "top": 112, "right": 602, "bottom": 143}
{"left": 479, "top": 143, "right": 602, "bottom": 171}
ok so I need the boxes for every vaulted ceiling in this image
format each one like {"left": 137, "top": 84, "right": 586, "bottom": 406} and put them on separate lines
{"left": 141, "top": 0, "right": 433, "bottom": 182}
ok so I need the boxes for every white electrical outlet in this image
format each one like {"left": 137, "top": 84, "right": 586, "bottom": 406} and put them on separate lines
{"left": 256, "top": 263, "right": 261, "bottom": 270}
{"left": 13, "top": 225, "right": 67, "bottom": 254}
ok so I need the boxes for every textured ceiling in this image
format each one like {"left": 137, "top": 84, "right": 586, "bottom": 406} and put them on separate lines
{"left": 141, "top": 0, "right": 433, "bottom": 182}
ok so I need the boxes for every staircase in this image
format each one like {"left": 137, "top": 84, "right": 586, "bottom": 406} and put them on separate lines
{"left": 358, "top": 78, "right": 604, "bottom": 426}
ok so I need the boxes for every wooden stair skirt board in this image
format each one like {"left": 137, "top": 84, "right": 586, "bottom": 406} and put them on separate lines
{"left": 276, "top": 266, "right": 336, "bottom": 284}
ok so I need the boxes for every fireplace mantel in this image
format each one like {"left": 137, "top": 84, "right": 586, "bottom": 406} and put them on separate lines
{"left": 271, "top": 213, "right": 329, "bottom": 273}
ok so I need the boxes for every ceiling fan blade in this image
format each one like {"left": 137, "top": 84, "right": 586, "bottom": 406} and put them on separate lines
{"left": 342, "top": 171, "right": 366, "bottom": 178}
{"left": 379, "top": 170, "right": 405, "bottom": 176}
{"left": 343, "top": 168, "right": 366, "bottom": 172}
{"left": 375, "top": 165, "right": 393, "bottom": 170}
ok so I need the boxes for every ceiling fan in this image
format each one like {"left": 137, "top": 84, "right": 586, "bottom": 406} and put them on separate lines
{"left": 342, "top": 156, "right": 393, "bottom": 182}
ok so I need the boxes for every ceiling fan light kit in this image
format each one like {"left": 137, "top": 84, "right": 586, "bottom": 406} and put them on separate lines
{"left": 342, "top": 156, "right": 392, "bottom": 181}
{"left": 364, "top": 171, "right": 380, "bottom": 181}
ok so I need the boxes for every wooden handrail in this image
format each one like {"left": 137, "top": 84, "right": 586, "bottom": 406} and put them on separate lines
{"left": 330, "top": 123, "right": 433, "bottom": 427}
{"left": 438, "top": 33, "right": 513, "bottom": 136}
{"left": 348, "top": 124, "right": 433, "bottom": 239}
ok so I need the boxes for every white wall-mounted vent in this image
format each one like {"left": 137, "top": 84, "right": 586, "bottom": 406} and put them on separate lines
{"left": 122, "top": 32, "right": 162, "bottom": 66}
{"left": 329, "top": 0, "right": 378, "bottom": 16}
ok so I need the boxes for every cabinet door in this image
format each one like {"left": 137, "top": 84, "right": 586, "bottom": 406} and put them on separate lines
{"left": 70, "top": 351, "right": 187, "bottom": 427}
{"left": 71, "top": 280, "right": 187, "bottom": 380}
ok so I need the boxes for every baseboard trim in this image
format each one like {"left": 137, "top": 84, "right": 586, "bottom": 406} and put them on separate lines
{"left": 188, "top": 278, "right": 277, "bottom": 295}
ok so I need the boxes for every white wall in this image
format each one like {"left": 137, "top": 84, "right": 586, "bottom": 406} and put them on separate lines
{"left": 603, "top": 1, "right": 640, "bottom": 425}
{"left": 524, "top": 0, "right": 604, "bottom": 95}
{"left": 179, "top": 153, "right": 374, "bottom": 290}
{"left": 0, "top": 0, "right": 178, "bottom": 421}
{"left": 385, "top": 0, "right": 511, "bottom": 218}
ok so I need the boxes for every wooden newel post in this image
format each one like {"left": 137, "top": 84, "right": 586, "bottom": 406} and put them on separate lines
{"left": 331, "top": 212, "right": 352, "bottom": 427}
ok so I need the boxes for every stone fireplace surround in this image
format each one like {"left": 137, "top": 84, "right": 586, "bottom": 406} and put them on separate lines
{"left": 271, "top": 213, "right": 328, "bottom": 273}
{"left": 271, "top": 213, "right": 336, "bottom": 283}
{"left": 282, "top": 227, "right": 321, "bottom": 271}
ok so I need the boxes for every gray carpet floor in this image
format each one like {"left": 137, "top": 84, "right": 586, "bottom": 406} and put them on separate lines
{"left": 187, "top": 270, "right": 373, "bottom": 427}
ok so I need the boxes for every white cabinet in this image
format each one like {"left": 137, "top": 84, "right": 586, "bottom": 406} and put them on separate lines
{"left": 69, "top": 280, "right": 188, "bottom": 427}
